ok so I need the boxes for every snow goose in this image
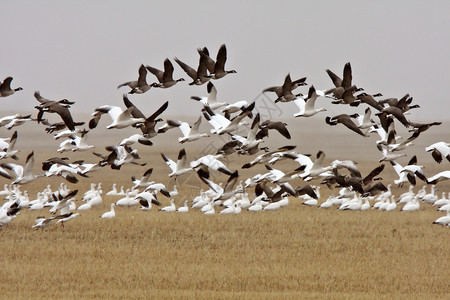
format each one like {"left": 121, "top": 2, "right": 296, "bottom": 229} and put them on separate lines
{"left": 1, "top": 151, "right": 43, "bottom": 184}
{"left": 377, "top": 144, "right": 407, "bottom": 163}
{"left": 299, "top": 151, "right": 333, "bottom": 180}
{"left": 55, "top": 212, "right": 80, "bottom": 228}
{"left": 131, "top": 168, "right": 154, "bottom": 189}
{"left": 319, "top": 195, "right": 334, "bottom": 209}
{"left": 119, "top": 133, "right": 153, "bottom": 147}
{"left": 221, "top": 100, "right": 249, "bottom": 116}
{"left": 191, "top": 82, "right": 228, "bottom": 110}
{"left": 433, "top": 192, "right": 448, "bottom": 207}
{"left": 426, "top": 171, "right": 450, "bottom": 185}
{"left": 198, "top": 170, "right": 239, "bottom": 202}
{"left": 161, "top": 148, "right": 193, "bottom": 178}
{"left": 160, "top": 199, "right": 176, "bottom": 212}
{"left": 100, "top": 203, "right": 116, "bottom": 219}
{"left": 202, "top": 103, "right": 254, "bottom": 135}
{"left": 146, "top": 58, "right": 185, "bottom": 88}
{"left": 433, "top": 210, "right": 450, "bottom": 226}
{"left": 401, "top": 196, "right": 420, "bottom": 212}
{"left": 177, "top": 200, "right": 189, "bottom": 213}
{"left": 135, "top": 191, "right": 161, "bottom": 211}
{"left": 425, "top": 142, "right": 450, "bottom": 164}
{"left": 103, "top": 145, "right": 146, "bottom": 170}
{"left": 0, "top": 77, "right": 23, "bottom": 97}
{"left": 385, "top": 196, "right": 397, "bottom": 211}
{"left": 0, "top": 130, "right": 19, "bottom": 160}
{"left": 422, "top": 185, "right": 438, "bottom": 204}
{"left": 293, "top": 85, "right": 327, "bottom": 117}
{"left": 4, "top": 115, "right": 35, "bottom": 130}
{"left": 171, "top": 116, "right": 210, "bottom": 144}
{"left": 231, "top": 113, "right": 262, "bottom": 151}
{"left": 242, "top": 145, "right": 296, "bottom": 169}
{"left": 175, "top": 49, "right": 211, "bottom": 86}
{"left": 32, "top": 216, "right": 55, "bottom": 230}
{"left": 106, "top": 184, "right": 118, "bottom": 196}
{"left": 89, "top": 105, "right": 145, "bottom": 130}
{"left": 353, "top": 107, "right": 377, "bottom": 129}
{"left": 116, "top": 190, "right": 139, "bottom": 207}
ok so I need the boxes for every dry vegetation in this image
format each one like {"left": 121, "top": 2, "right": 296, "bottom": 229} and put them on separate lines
{"left": 1, "top": 119, "right": 449, "bottom": 299}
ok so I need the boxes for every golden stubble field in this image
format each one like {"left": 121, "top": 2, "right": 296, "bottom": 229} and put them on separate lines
{"left": 1, "top": 117, "right": 449, "bottom": 299}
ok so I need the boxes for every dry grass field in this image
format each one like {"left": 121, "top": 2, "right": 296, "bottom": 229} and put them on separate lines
{"left": 1, "top": 118, "right": 449, "bottom": 299}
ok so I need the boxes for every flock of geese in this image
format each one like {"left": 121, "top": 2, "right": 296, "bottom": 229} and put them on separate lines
{"left": 0, "top": 44, "right": 449, "bottom": 229}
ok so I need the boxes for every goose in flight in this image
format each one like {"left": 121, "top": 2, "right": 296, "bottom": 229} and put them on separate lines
{"left": 175, "top": 48, "right": 211, "bottom": 85}
{"left": 169, "top": 116, "right": 210, "bottom": 144}
{"left": 198, "top": 170, "right": 239, "bottom": 202}
{"left": 0, "top": 77, "right": 23, "bottom": 97}
{"left": 425, "top": 141, "right": 450, "bottom": 164}
{"left": 1, "top": 151, "right": 43, "bottom": 184}
{"left": 202, "top": 102, "right": 254, "bottom": 135}
{"left": 0, "top": 131, "right": 19, "bottom": 160}
{"left": 427, "top": 170, "right": 450, "bottom": 185}
{"left": 102, "top": 145, "right": 146, "bottom": 170}
{"left": 299, "top": 150, "right": 333, "bottom": 180}
{"left": 293, "top": 85, "right": 327, "bottom": 117}
{"left": 34, "top": 91, "right": 76, "bottom": 131}
{"left": 263, "top": 73, "right": 306, "bottom": 102}
{"left": 118, "top": 64, "right": 147, "bottom": 90}
{"left": 190, "top": 153, "right": 233, "bottom": 177}
{"left": 89, "top": 105, "right": 145, "bottom": 129}
{"left": 161, "top": 148, "right": 193, "bottom": 178}
{"left": 122, "top": 95, "right": 168, "bottom": 138}
{"left": 325, "top": 114, "right": 368, "bottom": 137}
{"left": 146, "top": 58, "right": 185, "bottom": 88}
{"left": 325, "top": 62, "right": 361, "bottom": 101}
{"left": 191, "top": 82, "right": 228, "bottom": 110}
{"left": 199, "top": 44, "right": 236, "bottom": 80}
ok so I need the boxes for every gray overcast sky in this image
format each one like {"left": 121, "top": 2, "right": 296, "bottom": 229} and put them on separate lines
{"left": 1, "top": 1, "right": 449, "bottom": 121}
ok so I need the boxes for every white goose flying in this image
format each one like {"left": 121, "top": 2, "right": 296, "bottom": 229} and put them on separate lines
{"left": 191, "top": 82, "right": 228, "bottom": 110}
{"left": 202, "top": 102, "right": 254, "bottom": 135}
{"left": 293, "top": 85, "right": 327, "bottom": 117}
{"left": 161, "top": 148, "right": 193, "bottom": 178}
{"left": 170, "top": 116, "right": 210, "bottom": 144}
{"left": 1, "top": 151, "right": 43, "bottom": 184}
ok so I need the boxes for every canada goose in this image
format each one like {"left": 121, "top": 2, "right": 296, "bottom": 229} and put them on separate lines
{"left": 325, "top": 114, "right": 368, "bottom": 137}
{"left": 146, "top": 58, "right": 185, "bottom": 88}
{"left": 1, "top": 151, "right": 43, "bottom": 184}
{"left": 191, "top": 82, "right": 228, "bottom": 110}
{"left": 263, "top": 74, "right": 307, "bottom": 98}
{"left": 273, "top": 74, "right": 304, "bottom": 103}
{"left": 200, "top": 44, "right": 236, "bottom": 80}
{"left": 425, "top": 141, "right": 450, "bottom": 164}
{"left": 124, "top": 65, "right": 152, "bottom": 94}
{"left": 34, "top": 91, "right": 76, "bottom": 131}
{"left": 175, "top": 49, "right": 211, "bottom": 85}
{"left": 256, "top": 119, "right": 291, "bottom": 140}
{"left": 325, "top": 62, "right": 362, "bottom": 100}
{"left": 376, "top": 106, "right": 410, "bottom": 128}
{"left": 0, "top": 77, "right": 23, "bottom": 97}
{"left": 118, "top": 64, "right": 146, "bottom": 90}
{"left": 355, "top": 92, "right": 384, "bottom": 111}
{"left": 122, "top": 95, "right": 168, "bottom": 138}
{"left": 100, "top": 203, "right": 116, "bottom": 219}
{"left": 241, "top": 145, "right": 296, "bottom": 169}
{"left": 41, "top": 119, "right": 85, "bottom": 134}
{"left": 161, "top": 148, "right": 192, "bottom": 178}
{"left": 293, "top": 85, "right": 327, "bottom": 117}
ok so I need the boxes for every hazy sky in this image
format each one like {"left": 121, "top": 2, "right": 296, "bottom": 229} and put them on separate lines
{"left": 2, "top": 1, "right": 449, "bottom": 121}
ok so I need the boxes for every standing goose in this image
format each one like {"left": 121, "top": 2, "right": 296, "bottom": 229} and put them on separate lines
{"left": 0, "top": 77, "right": 23, "bottom": 97}
{"left": 100, "top": 203, "right": 116, "bottom": 219}
{"left": 146, "top": 58, "right": 185, "bottom": 88}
